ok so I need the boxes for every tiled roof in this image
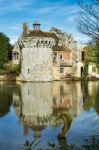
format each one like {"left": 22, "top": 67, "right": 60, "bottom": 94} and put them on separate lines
{"left": 26, "top": 30, "right": 59, "bottom": 41}
{"left": 53, "top": 44, "right": 71, "bottom": 51}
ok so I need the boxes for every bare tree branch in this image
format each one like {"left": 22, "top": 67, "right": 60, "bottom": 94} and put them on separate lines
{"left": 77, "top": 0, "right": 99, "bottom": 39}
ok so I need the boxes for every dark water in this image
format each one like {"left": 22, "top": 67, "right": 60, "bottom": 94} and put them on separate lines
{"left": 0, "top": 81, "right": 99, "bottom": 150}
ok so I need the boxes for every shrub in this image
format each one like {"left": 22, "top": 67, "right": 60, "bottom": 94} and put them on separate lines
{"left": 7, "top": 64, "right": 21, "bottom": 76}
{"left": 0, "top": 69, "right": 6, "bottom": 75}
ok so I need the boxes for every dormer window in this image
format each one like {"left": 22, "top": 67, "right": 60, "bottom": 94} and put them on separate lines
{"left": 13, "top": 52, "right": 19, "bottom": 60}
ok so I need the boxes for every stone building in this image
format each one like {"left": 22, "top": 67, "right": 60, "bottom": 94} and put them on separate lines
{"left": 50, "top": 27, "right": 85, "bottom": 78}
{"left": 12, "top": 22, "right": 85, "bottom": 81}
{"left": 13, "top": 22, "right": 59, "bottom": 81}
{"left": 53, "top": 44, "right": 72, "bottom": 78}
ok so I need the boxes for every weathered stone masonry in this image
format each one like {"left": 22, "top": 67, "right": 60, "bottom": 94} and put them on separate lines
{"left": 19, "top": 37, "right": 55, "bottom": 81}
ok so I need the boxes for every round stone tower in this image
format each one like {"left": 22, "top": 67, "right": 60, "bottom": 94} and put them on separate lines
{"left": 19, "top": 22, "right": 57, "bottom": 81}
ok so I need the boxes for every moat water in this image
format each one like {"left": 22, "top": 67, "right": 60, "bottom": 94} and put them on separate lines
{"left": 0, "top": 81, "right": 99, "bottom": 150}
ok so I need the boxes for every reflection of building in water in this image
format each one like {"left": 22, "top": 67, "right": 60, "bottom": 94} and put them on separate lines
{"left": 53, "top": 81, "right": 72, "bottom": 109}
{"left": 21, "top": 83, "right": 53, "bottom": 118}
{"left": 13, "top": 82, "right": 84, "bottom": 138}
{"left": 67, "top": 82, "right": 99, "bottom": 146}
{"left": 72, "top": 82, "right": 83, "bottom": 116}
{"left": 81, "top": 81, "right": 99, "bottom": 113}
{"left": 88, "top": 82, "right": 99, "bottom": 96}
{"left": 13, "top": 82, "right": 56, "bottom": 138}
{"left": 52, "top": 81, "right": 83, "bottom": 116}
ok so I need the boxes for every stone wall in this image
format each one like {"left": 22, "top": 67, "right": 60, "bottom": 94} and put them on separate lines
{"left": 53, "top": 62, "right": 60, "bottom": 80}
{"left": 88, "top": 63, "right": 98, "bottom": 76}
{"left": 72, "top": 62, "right": 84, "bottom": 78}
{"left": 60, "top": 66, "right": 72, "bottom": 78}
{"left": 20, "top": 37, "right": 55, "bottom": 81}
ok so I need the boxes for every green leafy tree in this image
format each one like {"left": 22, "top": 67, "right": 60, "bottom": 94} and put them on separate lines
{"left": 84, "top": 41, "right": 99, "bottom": 73}
{"left": 84, "top": 45, "right": 95, "bottom": 62}
{"left": 7, "top": 43, "right": 13, "bottom": 60}
{"left": 93, "top": 40, "right": 99, "bottom": 72}
{"left": 0, "top": 32, "right": 12, "bottom": 69}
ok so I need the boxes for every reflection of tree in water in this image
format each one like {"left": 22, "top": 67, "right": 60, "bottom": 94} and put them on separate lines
{"left": 24, "top": 139, "right": 41, "bottom": 150}
{"left": 57, "top": 110, "right": 72, "bottom": 139}
{"left": 81, "top": 81, "right": 93, "bottom": 110}
{"left": 81, "top": 81, "right": 99, "bottom": 114}
{"left": 56, "top": 109, "right": 72, "bottom": 150}
{"left": 23, "top": 109, "right": 72, "bottom": 150}
{"left": 93, "top": 83, "right": 99, "bottom": 114}
{"left": 0, "top": 83, "right": 13, "bottom": 117}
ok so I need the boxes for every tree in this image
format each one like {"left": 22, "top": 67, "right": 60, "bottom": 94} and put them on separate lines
{"left": 0, "top": 32, "right": 12, "bottom": 69}
{"left": 77, "top": 0, "right": 99, "bottom": 73}
{"left": 84, "top": 45, "right": 95, "bottom": 62}
{"left": 83, "top": 42, "right": 96, "bottom": 76}
{"left": 93, "top": 40, "right": 99, "bottom": 71}
{"left": 7, "top": 43, "right": 13, "bottom": 61}
{"left": 77, "top": 0, "right": 99, "bottom": 40}
{"left": 83, "top": 41, "right": 99, "bottom": 73}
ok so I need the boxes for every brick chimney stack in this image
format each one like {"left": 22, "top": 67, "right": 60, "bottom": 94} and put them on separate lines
{"left": 23, "top": 22, "right": 29, "bottom": 35}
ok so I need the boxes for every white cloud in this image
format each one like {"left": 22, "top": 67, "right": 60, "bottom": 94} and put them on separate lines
{"left": 10, "top": 1, "right": 32, "bottom": 10}
{"left": 30, "top": 3, "right": 80, "bottom": 17}
{"left": 33, "top": 6, "right": 59, "bottom": 15}
{"left": 10, "top": 35, "right": 19, "bottom": 44}
{"left": 65, "top": 5, "right": 80, "bottom": 15}
{"left": 74, "top": 32, "right": 90, "bottom": 43}
{"left": 0, "top": 0, "right": 35, "bottom": 15}
{"left": 0, "top": 1, "right": 90, "bottom": 44}
{"left": 8, "top": 25, "right": 20, "bottom": 31}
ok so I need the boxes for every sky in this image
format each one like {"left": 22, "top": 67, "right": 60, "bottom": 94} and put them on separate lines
{"left": 0, "top": 0, "right": 90, "bottom": 44}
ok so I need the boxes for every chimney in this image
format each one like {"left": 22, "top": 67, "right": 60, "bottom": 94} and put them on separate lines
{"left": 23, "top": 22, "right": 29, "bottom": 35}
{"left": 33, "top": 21, "right": 41, "bottom": 30}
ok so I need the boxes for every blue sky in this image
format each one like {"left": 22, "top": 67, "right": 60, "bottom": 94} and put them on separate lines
{"left": 0, "top": 0, "right": 90, "bottom": 44}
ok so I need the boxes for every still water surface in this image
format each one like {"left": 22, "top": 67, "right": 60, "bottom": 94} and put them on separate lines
{"left": 0, "top": 81, "right": 99, "bottom": 150}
